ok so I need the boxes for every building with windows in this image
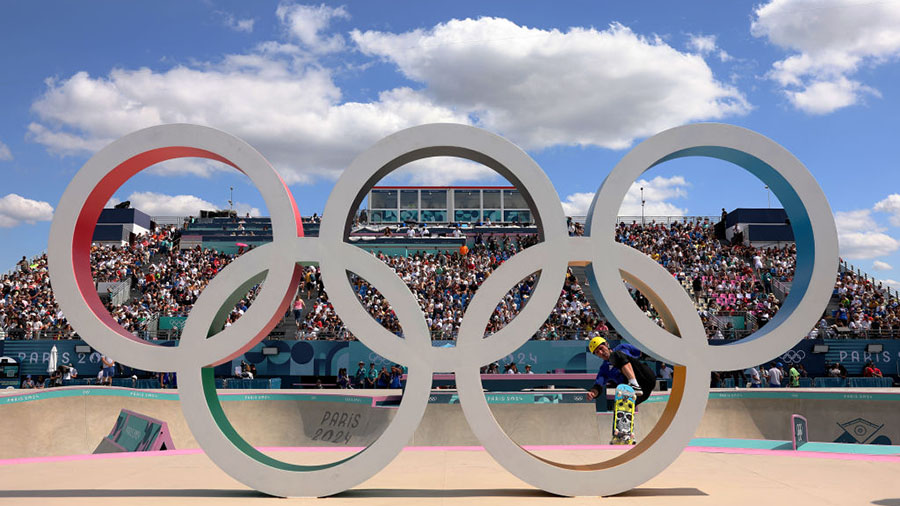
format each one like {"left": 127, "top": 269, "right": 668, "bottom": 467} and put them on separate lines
{"left": 365, "top": 186, "right": 533, "bottom": 225}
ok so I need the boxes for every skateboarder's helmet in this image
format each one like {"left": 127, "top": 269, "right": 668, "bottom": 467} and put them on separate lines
{"left": 588, "top": 336, "right": 607, "bottom": 354}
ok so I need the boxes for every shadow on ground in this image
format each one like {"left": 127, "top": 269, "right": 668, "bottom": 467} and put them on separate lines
{"left": 612, "top": 487, "right": 708, "bottom": 498}
{"left": 0, "top": 489, "right": 265, "bottom": 499}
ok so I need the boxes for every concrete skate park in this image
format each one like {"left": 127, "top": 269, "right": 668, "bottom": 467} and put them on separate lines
{"left": 1, "top": 385, "right": 898, "bottom": 505}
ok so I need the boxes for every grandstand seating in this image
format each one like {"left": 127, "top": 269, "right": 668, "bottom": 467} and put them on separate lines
{"left": 3, "top": 212, "right": 899, "bottom": 349}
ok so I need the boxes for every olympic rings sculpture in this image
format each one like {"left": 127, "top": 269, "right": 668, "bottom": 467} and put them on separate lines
{"left": 47, "top": 123, "right": 838, "bottom": 497}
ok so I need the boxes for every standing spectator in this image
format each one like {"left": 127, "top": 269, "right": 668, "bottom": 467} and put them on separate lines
{"left": 827, "top": 362, "right": 841, "bottom": 377}
{"left": 766, "top": 362, "right": 783, "bottom": 387}
{"left": 366, "top": 363, "right": 377, "bottom": 389}
{"left": 863, "top": 361, "right": 883, "bottom": 378}
{"left": 62, "top": 363, "right": 77, "bottom": 380}
{"left": 354, "top": 361, "right": 367, "bottom": 388}
{"left": 376, "top": 366, "right": 390, "bottom": 388}
{"left": 746, "top": 366, "right": 762, "bottom": 388}
{"left": 292, "top": 297, "right": 305, "bottom": 326}
{"left": 337, "top": 368, "right": 351, "bottom": 389}
{"left": 788, "top": 364, "right": 800, "bottom": 387}
{"left": 837, "top": 362, "right": 848, "bottom": 378}
{"left": 389, "top": 364, "right": 403, "bottom": 389}
{"left": 660, "top": 363, "right": 673, "bottom": 382}
{"left": 101, "top": 354, "right": 116, "bottom": 386}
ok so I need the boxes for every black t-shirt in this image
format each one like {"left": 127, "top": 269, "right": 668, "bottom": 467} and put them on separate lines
{"left": 608, "top": 350, "right": 656, "bottom": 391}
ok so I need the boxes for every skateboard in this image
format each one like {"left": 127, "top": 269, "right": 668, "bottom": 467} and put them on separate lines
{"left": 611, "top": 384, "right": 637, "bottom": 445}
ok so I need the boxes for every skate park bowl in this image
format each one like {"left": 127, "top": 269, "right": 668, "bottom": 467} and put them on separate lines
{"left": 1, "top": 385, "right": 899, "bottom": 504}
{"left": 2, "top": 385, "right": 898, "bottom": 457}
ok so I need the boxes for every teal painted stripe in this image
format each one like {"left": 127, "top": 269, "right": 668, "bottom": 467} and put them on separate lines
{"left": 3, "top": 387, "right": 900, "bottom": 406}
{"left": 0, "top": 388, "right": 178, "bottom": 404}
{"left": 690, "top": 438, "right": 900, "bottom": 455}
{"left": 0, "top": 389, "right": 375, "bottom": 405}
{"left": 644, "top": 390, "right": 900, "bottom": 403}
{"left": 690, "top": 438, "right": 792, "bottom": 450}
{"left": 799, "top": 442, "right": 900, "bottom": 455}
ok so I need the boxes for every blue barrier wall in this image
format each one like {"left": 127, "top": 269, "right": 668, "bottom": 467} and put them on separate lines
{"left": 3, "top": 338, "right": 898, "bottom": 382}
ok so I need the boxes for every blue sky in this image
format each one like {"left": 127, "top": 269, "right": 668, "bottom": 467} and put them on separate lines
{"left": 2, "top": 0, "right": 900, "bottom": 285}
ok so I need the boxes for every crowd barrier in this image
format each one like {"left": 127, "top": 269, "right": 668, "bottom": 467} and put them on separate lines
{"left": 214, "top": 378, "right": 282, "bottom": 389}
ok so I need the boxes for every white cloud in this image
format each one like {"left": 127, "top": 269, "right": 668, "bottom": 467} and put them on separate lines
{"left": 391, "top": 157, "right": 500, "bottom": 186}
{"left": 560, "top": 175, "right": 689, "bottom": 217}
{"left": 688, "top": 34, "right": 717, "bottom": 54}
{"left": 834, "top": 209, "right": 900, "bottom": 259}
{"left": 27, "top": 11, "right": 747, "bottom": 187}
{"left": 874, "top": 193, "right": 900, "bottom": 226}
{"left": 561, "top": 192, "right": 596, "bottom": 217}
{"left": 873, "top": 260, "right": 892, "bottom": 271}
{"left": 687, "top": 33, "right": 731, "bottom": 61}
{"left": 28, "top": 68, "right": 468, "bottom": 185}
{"left": 123, "top": 191, "right": 261, "bottom": 217}
{"left": 125, "top": 191, "right": 216, "bottom": 217}
{"left": 353, "top": 18, "right": 749, "bottom": 151}
{"left": 276, "top": 3, "right": 349, "bottom": 53}
{"left": 751, "top": 0, "right": 900, "bottom": 114}
{"left": 0, "top": 193, "right": 54, "bottom": 227}
{"left": 881, "top": 279, "right": 900, "bottom": 291}
{"left": 0, "top": 140, "right": 11, "bottom": 161}
{"left": 218, "top": 11, "right": 255, "bottom": 33}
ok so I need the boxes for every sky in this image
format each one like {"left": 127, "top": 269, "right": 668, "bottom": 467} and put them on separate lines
{"left": 2, "top": 0, "right": 900, "bottom": 286}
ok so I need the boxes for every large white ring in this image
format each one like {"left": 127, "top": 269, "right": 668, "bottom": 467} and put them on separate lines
{"left": 48, "top": 122, "right": 838, "bottom": 497}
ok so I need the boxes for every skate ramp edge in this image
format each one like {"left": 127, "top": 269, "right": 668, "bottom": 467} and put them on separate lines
{"left": 1, "top": 387, "right": 898, "bottom": 459}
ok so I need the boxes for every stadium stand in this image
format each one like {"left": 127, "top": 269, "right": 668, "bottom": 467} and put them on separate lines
{"left": 3, "top": 209, "right": 900, "bottom": 347}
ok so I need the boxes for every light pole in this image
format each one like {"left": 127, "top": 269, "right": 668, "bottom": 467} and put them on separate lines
{"left": 229, "top": 186, "right": 234, "bottom": 211}
{"left": 765, "top": 185, "right": 771, "bottom": 208}
{"left": 640, "top": 186, "right": 645, "bottom": 226}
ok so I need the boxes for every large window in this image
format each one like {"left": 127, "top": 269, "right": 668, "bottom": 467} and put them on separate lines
{"left": 420, "top": 190, "right": 447, "bottom": 209}
{"left": 371, "top": 210, "right": 398, "bottom": 223}
{"left": 400, "top": 210, "right": 418, "bottom": 222}
{"left": 502, "top": 189, "right": 527, "bottom": 209}
{"left": 483, "top": 209, "right": 501, "bottom": 223}
{"left": 504, "top": 210, "right": 531, "bottom": 224}
{"left": 370, "top": 189, "right": 398, "bottom": 209}
{"left": 454, "top": 210, "right": 481, "bottom": 222}
{"left": 421, "top": 210, "right": 447, "bottom": 222}
{"left": 483, "top": 189, "right": 501, "bottom": 208}
{"left": 400, "top": 190, "right": 419, "bottom": 209}
{"left": 454, "top": 189, "right": 481, "bottom": 209}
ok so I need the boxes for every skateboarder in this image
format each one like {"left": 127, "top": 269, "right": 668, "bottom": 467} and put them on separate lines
{"left": 585, "top": 337, "right": 656, "bottom": 405}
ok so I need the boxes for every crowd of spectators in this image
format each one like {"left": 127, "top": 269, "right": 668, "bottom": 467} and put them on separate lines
{"left": 5, "top": 215, "right": 900, "bottom": 343}
{"left": 0, "top": 224, "right": 256, "bottom": 341}
{"left": 1, "top": 255, "right": 68, "bottom": 340}
{"left": 613, "top": 219, "right": 800, "bottom": 337}
{"left": 829, "top": 269, "right": 900, "bottom": 337}
{"left": 294, "top": 233, "right": 603, "bottom": 341}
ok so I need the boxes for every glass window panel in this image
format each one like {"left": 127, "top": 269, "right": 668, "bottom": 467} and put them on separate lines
{"left": 504, "top": 210, "right": 531, "bottom": 224}
{"left": 400, "top": 210, "right": 418, "bottom": 222}
{"left": 421, "top": 210, "right": 447, "bottom": 222}
{"left": 503, "top": 189, "right": 527, "bottom": 209}
{"left": 483, "top": 210, "right": 501, "bottom": 223}
{"left": 372, "top": 210, "right": 398, "bottom": 223}
{"left": 483, "top": 189, "right": 501, "bottom": 208}
{"left": 370, "top": 189, "right": 398, "bottom": 209}
{"left": 454, "top": 190, "right": 481, "bottom": 209}
{"left": 420, "top": 190, "right": 447, "bottom": 209}
{"left": 400, "top": 190, "right": 418, "bottom": 209}
{"left": 454, "top": 209, "right": 480, "bottom": 222}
